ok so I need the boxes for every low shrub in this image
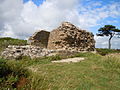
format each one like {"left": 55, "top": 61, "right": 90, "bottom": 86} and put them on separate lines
{"left": 96, "top": 48, "right": 120, "bottom": 56}
{"left": 0, "top": 59, "right": 29, "bottom": 89}
{"left": 0, "top": 59, "right": 11, "bottom": 78}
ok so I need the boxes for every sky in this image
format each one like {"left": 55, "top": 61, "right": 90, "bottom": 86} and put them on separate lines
{"left": 0, "top": 0, "right": 120, "bottom": 49}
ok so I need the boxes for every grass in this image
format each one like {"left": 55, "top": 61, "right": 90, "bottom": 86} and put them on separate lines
{"left": 0, "top": 38, "right": 120, "bottom": 89}
{"left": 0, "top": 37, "right": 27, "bottom": 52}
{"left": 1, "top": 52, "right": 120, "bottom": 90}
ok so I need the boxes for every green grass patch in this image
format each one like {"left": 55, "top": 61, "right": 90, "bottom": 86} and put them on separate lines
{"left": 23, "top": 53, "right": 120, "bottom": 90}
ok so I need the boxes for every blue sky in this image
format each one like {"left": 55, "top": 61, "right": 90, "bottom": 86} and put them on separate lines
{"left": 0, "top": 0, "right": 120, "bottom": 48}
{"left": 23, "top": 0, "right": 45, "bottom": 6}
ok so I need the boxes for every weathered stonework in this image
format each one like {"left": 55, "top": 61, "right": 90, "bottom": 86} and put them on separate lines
{"left": 47, "top": 22, "right": 95, "bottom": 51}
{"left": 1, "top": 45, "right": 55, "bottom": 59}
{"left": 28, "top": 30, "right": 50, "bottom": 48}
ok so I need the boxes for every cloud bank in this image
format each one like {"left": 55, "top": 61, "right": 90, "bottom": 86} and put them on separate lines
{"left": 0, "top": 0, "right": 120, "bottom": 48}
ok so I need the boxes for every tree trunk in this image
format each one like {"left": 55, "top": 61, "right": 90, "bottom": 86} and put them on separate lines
{"left": 108, "top": 35, "right": 113, "bottom": 49}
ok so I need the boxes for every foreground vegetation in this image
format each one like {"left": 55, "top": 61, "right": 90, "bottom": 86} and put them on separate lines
{"left": 0, "top": 37, "right": 120, "bottom": 90}
{"left": 0, "top": 52, "right": 120, "bottom": 90}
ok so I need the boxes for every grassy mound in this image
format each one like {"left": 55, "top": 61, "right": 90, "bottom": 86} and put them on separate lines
{"left": 0, "top": 37, "right": 27, "bottom": 52}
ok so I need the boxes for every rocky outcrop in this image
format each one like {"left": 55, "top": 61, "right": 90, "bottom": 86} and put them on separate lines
{"left": 28, "top": 30, "right": 50, "bottom": 48}
{"left": 1, "top": 45, "right": 55, "bottom": 59}
{"left": 47, "top": 22, "right": 95, "bottom": 51}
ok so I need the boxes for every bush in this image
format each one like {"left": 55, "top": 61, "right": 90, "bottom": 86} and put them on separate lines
{"left": 0, "top": 59, "right": 11, "bottom": 78}
{"left": 0, "top": 59, "right": 29, "bottom": 89}
{"left": 96, "top": 48, "right": 120, "bottom": 56}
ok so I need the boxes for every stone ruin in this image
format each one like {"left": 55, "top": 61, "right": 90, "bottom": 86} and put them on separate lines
{"left": 28, "top": 22, "right": 95, "bottom": 51}
{"left": 28, "top": 30, "right": 50, "bottom": 48}
{"left": 1, "top": 22, "right": 95, "bottom": 59}
{"left": 48, "top": 22, "right": 95, "bottom": 51}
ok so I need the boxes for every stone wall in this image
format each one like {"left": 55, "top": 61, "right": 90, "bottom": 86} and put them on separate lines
{"left": 47, "top": 22, "right": 95, "bottom": 51}
{"left": 1, "top": 45, "right": 55, "bottom": 59}
{"left": 28, "top": 30, "right": 50, "bottom": 48}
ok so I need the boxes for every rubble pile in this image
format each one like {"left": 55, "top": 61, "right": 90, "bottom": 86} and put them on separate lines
{"left": 1, "top": 45, "right": 55, "bottom": 59}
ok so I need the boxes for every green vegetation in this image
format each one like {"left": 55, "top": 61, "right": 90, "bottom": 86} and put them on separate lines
{"left": 0, "top": 52, "right": 120, "bottom": 90}
{"left": 0, "top": 37, "right": 27, "bottom": 52}
{"left": 0, "top": 58, "right": 29, "bottom": 89}
{"left": 96, "top": 48, "right": 120, "bottom": 56}
{"left": 0, "top": 38, "right": 120, "bottom": 90}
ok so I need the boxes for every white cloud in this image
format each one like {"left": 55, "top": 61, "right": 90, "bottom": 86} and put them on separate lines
{"left": 0, "top": 0, "right": 120, "bottom": 48}
{"left": 21, "top": 0, "right": 80, "bottom": 30}
{"left": 0, "top": 0, "right": 81, "bottom": 39}
{"left": 0, "top": 24, "right": 17, "bottom": 38}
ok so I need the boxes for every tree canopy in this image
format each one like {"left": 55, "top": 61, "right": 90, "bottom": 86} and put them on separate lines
{"left": 97, "top": 25, "right": 120, "bottom": 49}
